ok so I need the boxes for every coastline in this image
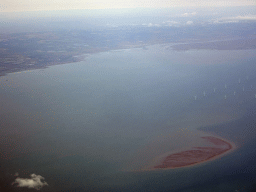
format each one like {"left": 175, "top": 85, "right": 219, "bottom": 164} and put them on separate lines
{"left": 0, "top": 45, "right": 147, "bottom": 77}
{"left": 1, "top": 36, "right": 256, "bottom": 78}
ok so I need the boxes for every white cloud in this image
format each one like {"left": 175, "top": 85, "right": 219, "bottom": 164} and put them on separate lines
{"left": 143, "top": 23, "right": 161, "bottom": 27}
{"left": 106, "top": 23, "right": 118, "bottom": 27}
{"left": 182, "top": 13, "right": 189, "bottom": 17}
{"left": 148, "top": 23, "right": 153, "bottom": 27}
{"left": 163, "top": 20, "right": 180, "bottom": 26}
{"left": 212, "top": 15, "right": 256, "bottom": 24}
{"left": 12, "top": 173, "right": 48, "bottom": 190}
{"left": 180, "top": 12, "right": 197, "bottom": 17}
{"left": 186, "top": 21, "right": 194, "bottom": 25}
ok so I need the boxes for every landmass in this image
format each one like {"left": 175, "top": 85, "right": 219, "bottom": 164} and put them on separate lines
{"left": 152, "top": 136, "right": 234, "bottom": 169}
{"left": 171, "top": 37, "right": 256, "bottom": 51}
{"left": 1, "top": 22, "right": 256, "bottom": 76}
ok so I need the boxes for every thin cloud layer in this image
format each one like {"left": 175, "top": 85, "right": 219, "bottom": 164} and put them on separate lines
{"left": 186, "top": 21, "right": 194, "bottom": 25}
{"left": 213, "top": 15, "right": 256, "bottom": 23}
{"left": 12, "top": 173, "right": 48, "bottom": 190}
{"left": 142, "top": 23, "right": 161, "bottom": 27}
{"left": 2, "top": 0, "right": 256, "bottom": 12}
{"left": 162, "top": 20, "right": 180, "bottom": 26}
{"left": 180, "top": 12, "right": 197, "bottom": 17}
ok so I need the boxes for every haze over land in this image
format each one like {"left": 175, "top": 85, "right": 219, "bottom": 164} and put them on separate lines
{"left": 0, "top": 6, "right": 256, "bottom": 76}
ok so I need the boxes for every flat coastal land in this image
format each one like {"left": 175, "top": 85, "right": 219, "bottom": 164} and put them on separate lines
{"left": 1, "top": 26, "right": 256, "bottom": 77}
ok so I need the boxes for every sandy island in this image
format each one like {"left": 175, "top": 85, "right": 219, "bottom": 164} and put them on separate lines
{"left": 151, "top": 136, "right": 234, "bottom": 169}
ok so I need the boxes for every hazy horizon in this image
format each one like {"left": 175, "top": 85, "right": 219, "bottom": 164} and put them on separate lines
{"left": 1, "top": 0, "right": 255, "bottom": 13}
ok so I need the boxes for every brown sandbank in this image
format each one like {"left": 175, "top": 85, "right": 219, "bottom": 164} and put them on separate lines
{"left": 154, "top": 136, "right": 233, "bottom": 169}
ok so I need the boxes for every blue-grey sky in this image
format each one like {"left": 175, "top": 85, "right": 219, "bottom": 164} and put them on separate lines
{"left": 1, "top": 0, "right": 255, "bottom": 12}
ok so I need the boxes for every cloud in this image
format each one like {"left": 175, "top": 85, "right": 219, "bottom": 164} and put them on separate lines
{"left": 2, "top": 0, "right": 256, "bottom": 12}
{"left": 186, "top": 21, "right": 194, "bottom": 25}
{"left": 12, "top": 173, "right": 48, "bottom": 190}
{"left": 163, "top": 20, "right": 180, "bottom": 26}
{"left": 212, "top": 15, "right": 256, "bottom": 24}
{"left": 148, "top": 23, "right": 153, "bottom": 27}
{"left": 142, "top": 23, "right": 161, "bottom": 27}
{"left": 180, "top": 12, "right": 197, "bottom": 17}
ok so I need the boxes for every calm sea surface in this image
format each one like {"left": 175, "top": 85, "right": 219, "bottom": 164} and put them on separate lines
{"left": 1, "top": 45, "right": 256, "bottom": 191}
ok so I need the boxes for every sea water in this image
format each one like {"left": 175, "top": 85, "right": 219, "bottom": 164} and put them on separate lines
{"left": 0, "top": 45, "right": 256, "bottom": 191}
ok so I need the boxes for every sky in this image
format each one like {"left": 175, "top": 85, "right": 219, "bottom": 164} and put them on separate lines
{"left": 1, "top": 0, "right": 256, "bottom": 12}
